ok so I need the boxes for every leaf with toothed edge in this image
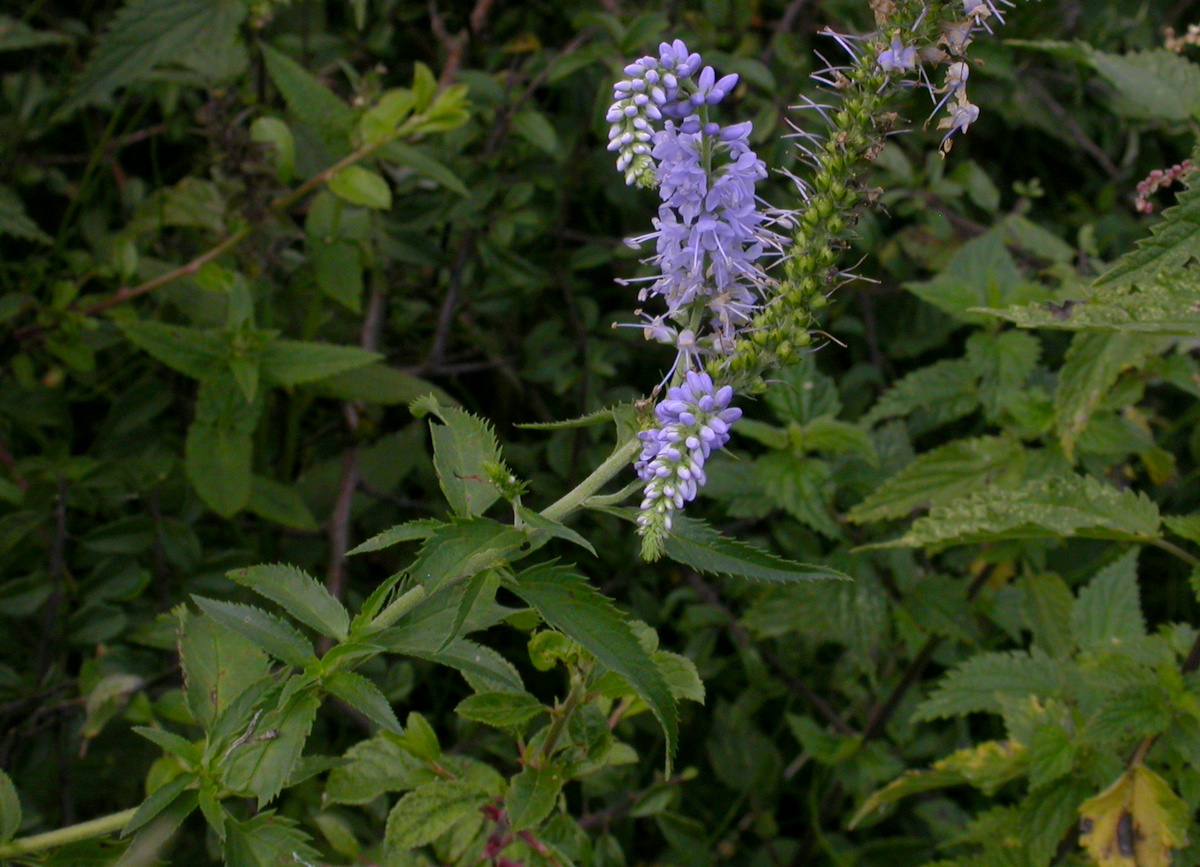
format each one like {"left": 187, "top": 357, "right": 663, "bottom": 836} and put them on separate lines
{"left": 665, "top": 516, "right": 850, "bottom": 582}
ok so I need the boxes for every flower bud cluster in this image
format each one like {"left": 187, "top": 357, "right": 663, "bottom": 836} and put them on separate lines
{"left": 606, "top": 40, "right": 739, "bottom": 187}
{"left": 1135, "top": 160, "right": 1195, "bottom": 214}
{"left": 635, "top": 372, "right": 741, "bottom": 559}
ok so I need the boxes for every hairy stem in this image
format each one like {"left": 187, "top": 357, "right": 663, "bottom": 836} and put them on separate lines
{"left": 540, "top": 435, "right": 640, "bottom": 523}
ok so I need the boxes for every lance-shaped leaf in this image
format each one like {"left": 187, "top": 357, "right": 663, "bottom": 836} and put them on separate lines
{"left": 866, "top": 473, "right": 1161, "bottom": 551}
{"left": 222, "top": 690, "right": 321, "bottom": 807}
{"left": 0, "top": 769, "right": 20, "bottom": 845}
{"left": 664, "top": 516, "right": 850, "bottom": 582}
{"left": 348, "top": 518, "right": 445, "bottom": 556}
{"left": 326, "top": 671, "right": 402, "bottom": 734}
{"left": 192, "top": 597, "right": 314, "bottom": 666}
{"left": 506, "top": 764, "right": 564, "bottom": 832}
{"left": 260, "top": 340, "right": 380, "bottom": 387}
{"left": 260, "top": 43, "right": 353, "bottom": 147}
{"left": 404, "top": 518, "right": 526, "bottom": 593}
{"left": 178, "top": 606, "right": 270, "bottom": 730}
{"left": 185, "top": 372, "right": 258, "bottom": 517}
{"left": 913, "top": 649, "right": 1063, "bottom": 721}
{"left": 411, "top": 395, "right": 504, "bottom": 517}
{"left": 228, "top": 564, "right": 350, "bottom": 641}
{"left": 118, "top": 320, "right": 228, "bottom": 380}
{"left": 508, "top": 562, "right": 678, "bottom": 767}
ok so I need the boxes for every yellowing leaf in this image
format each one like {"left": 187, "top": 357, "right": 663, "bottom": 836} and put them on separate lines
{"left": 1079, "top": 765, "right": 1190, "bottom": 867}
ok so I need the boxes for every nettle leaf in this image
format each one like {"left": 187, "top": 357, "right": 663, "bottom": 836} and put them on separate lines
{"left": 260, "top": 43, "right": 353, "bottom": 147}
{"left": 508, "top": 562, "right": 678, "bottom": 767}
{"left": 906, "top": 229, "right": 1048, "bottom": 321}
{"left": 65, "top": 0, "right": 247, "bottom": 112}
{"left": 455, "top": 691, "right": 547, "bottom": 730}
{"left": 1080, "top": 765, "right": 1191, "bottom": 867}
{"left": 1072, "top": 549, "right": 1146, "bottom": 651}
{"left": 913, "top": 650, "right": 1063, "bottom": 721}
{"left": 404, "top": 518, "right": 526, "bottom": 593}
{"left": 178, "top": 606, "right": 270, "bottom": 730}
{"left": 411, "top": 395, "right": 504, "bottom": 516}
{"left": 260, "top": 340, "right": 380, "bottom": 387}
{"left": 506, "top": 764, "right": 564, "bottom": 832}
{"left": 1016, "top": 573, "right": 1074, "bottom": 659}
{"left": 399, "top": 638, "right": 525, "bottom": 694}
{"left": 1054, "top": 333, "right": 1160, "bottom": 459}
{"left": 228, "top": 564, "right": 350, "bottom": 641}
{"left": 0, "top": 187, "right": 50, "bottom": 243}
{"left": 764, "top": 359, "right": 841, "bottom": 425}
{"left": 756, "top": 453, "right": 840, "bottom": 537}
{"left": 664, "top": 516, "right": 849, "bottom": 582}
{"left": 862, "top": 358, "right": 979, "bottom": 429}
{"left": 326, "top": 671, "right": 402, "bottom": 734}
{"left": 0, "top": 768, "right": 20, "bottom": 845}
{"left": 847, "top": 436, "right": 1026, "bottom": 524}
{"left": 868, "top": 473, "right": 1161, "bottom": 551}
{"left": 192, "top": 597, "right": 314, "bottom": 666}
{"left": 517, "top": 506, "right": 597, "bottom": 556}
{"left": 185, "top": 373, "right": 259, "bottom": 517}
{"left": 313, "top": 363, "right": 455, "bottom": 407}
{"left": 385, "top": 779, "right": 490, "bottom": 852}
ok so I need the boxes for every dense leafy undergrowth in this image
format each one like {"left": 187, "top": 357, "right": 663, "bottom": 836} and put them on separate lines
{"left": 3, "top": 1, "right": 1200, "bottom": 866}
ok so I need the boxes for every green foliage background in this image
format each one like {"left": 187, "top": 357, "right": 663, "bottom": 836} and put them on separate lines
{"left": 3, "top": 0, "right": 1200, "bottom": 865}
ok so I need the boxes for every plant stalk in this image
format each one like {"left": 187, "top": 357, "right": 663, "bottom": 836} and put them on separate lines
{"left": 0, "top": 808, "right": 138, "bottom": 859}
{"left": 540, "top": 435, "right": 640, "bottom": 523}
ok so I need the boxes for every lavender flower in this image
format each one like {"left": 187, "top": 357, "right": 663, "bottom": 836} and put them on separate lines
{"left": 635, "top": 372, "right": 741, "bottom": 556}
{"left": 877, "top": 35, "right": 917, "bottom": 74}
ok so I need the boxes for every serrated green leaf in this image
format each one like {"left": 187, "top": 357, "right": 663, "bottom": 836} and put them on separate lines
{"left": 906, "top": 229, "right": 1047, "bottom": 321}
{"left": 260, "top": 43, "right": 353, "bottom": 147}
{"left": 328, "top": 165, "right": 392, "bottom": 210}
{"left": 1027, "top": 724, "right": 1077, "bottom": 791}
{"left": 848, "top": 436, "right": 1026, "bottom": 524}
{"left": 913, "top": 650, "right": 1062, "bottom": 721}
{"left": 757, "top": 453, "right": 840, "bottom": 536}
{"left": 309, "top": 237, "right": 363, "bottom": 312}
{"left": 868, "top": 473, "right": 1161, "bottom": 550}
{"left": 65, "top": 0, "right": 246, "bottom": 112}
{"left": 228, "top": 564, "right": 350, "bottom": 641}
{"left": 326, "top": 671, "right": 402, "bottom": 733}
{"left": 118, "top": 321, "right": 228, "bottom": 380}
{"left": 1164, "top": 513, "right": 1200, "bottom": 545}
{"left": 663, "top": 515, "right": 849, "bottom": 582}
{"left": 765, "top": 359, "right": 841, "bottom": 425}
{"left": 403, "top": 638, "right": 525, "bottom": 694}
{"left": 509, "top": 562, "right": 678, "bottom": 767}
{"left": 132, "top": 726, "right": 198, "bottom": 761}
{"left": 506, "top": 764, "right": 563, "bottom": 832}
{"left": 405, "top": 519, "right": 526, "bottom": 592}
{"left": 863, "top": 358, "right": 979, "bottom": 428}
{"left": 1072, "top": 549, "right": 1146, "bottom": 651}
{"left": 1017, "top": 573, "right": 1074, "bottom": 658}
{"left": 0, "top": 187, "right": 50, "bottom": 243}
{"left": 1055, "top": 332, "right": 1159, "bottom": 459}
{"left": 222, "top": 691, "right": 320, "bottom": 807}
{"left": 385, "top": 780, "right": 489, "bottom": 851}
{"left": 0, "top": 769, "right": 20, "bottom": 845}
{"left": 222, "top": 812, "right": 319, "bottom": 867}
{"left": 185, "top": 372, "right": 258, "bottom": 517}
{"left": 121, "top": 773, "right": 196, "bottom": 838}
{"left": 178, "top": 606, "right": 271, "bottom": 730}
{"left": 413, "top": 398, "right": 505, "bottom": 517}
{"left": 192, "top": 597, "right": 314, "bottom": 666}
{"left": 516, "top": 506, "right": 596, "bottom": 556}
{"left": 455, "top": 691, "right": 547, "bottom": 730}
{"left": 325, "top": 735, "right": 426, "bottom": 805}
{"left": 348, "top": 518, "right": 446, "bottom": 555}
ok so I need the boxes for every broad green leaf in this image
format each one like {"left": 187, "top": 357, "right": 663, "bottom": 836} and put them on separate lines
{"left": 81, "top": 673, "right": 145, "bottom": 743}
{"left": 326, "top": 671, "right": 402, "bottom": 733}
{"left": 506, "top": 764, "right": 564, "bottom": 832}
{"left": 249, "top": 116, "right": 295, "bottom": 181}
{"left": 867, "top": 473, "right": 1161, "bottom": 550}
{"left": 511, "top": 110, "right": 560, "bottom": 155}
{"left": 178, "top": 606, "right": 270, "bottom": 730}
{"left": 192, "top": 597, "right": 314, "bottom": 666}
{"left": 1080, "top": 765, "right": 1191, "bottom": 867}
{"left": 359, "top": 88, "right": 416, "bottom": 144}
{"left": 348, "top": 518, "right": 445, "bottom": 555}
{"left": 260, "top": 43, "right": 353, "bottom": 147}
{"left": 260, "top": 340, "right": 380, "bottom": 387}
{"left": 1055, "top": 333, "right": 1159, "bottom": 459}
{"left": 228, "top": 564, "right": 350, "bottom": 641}
{"left": 222, "top": 691, "right": 321, "bottom": 807}
{"left": 509, "top": 562, "right": 678, "bottom": 767}
{"left": 516, "top": 506, "right": 597, "bottom": 556}
{"left": 1071, "top": 549, "right": 1146, "bottom": 650}
{"left": 118, "top": 321, "right": 228, "bottom": 380}
{"left": 663, "top": 516, "right": 849, "bottom": 582}
{"left": 862, "top": 359, "right": 978, "bottom": 428}
{"left": 403, "top": 638, "right": 525, "bottom": 694}
{"left": 906, "top": 229, "right": 1047, "bottom": 321}
{"left": 757, "top": 453, "right": 839, "bottom": 537}
{"left": 0, "top": 768, "right": 19, "bottom": 845}
{"left": 847, "top": 436, "right": 1026, "bottom": 524}
{"left": 385, "top": 780, "right": 489, "bottom": 851}
{"left": 222, "top": 812, "right": 319, "bottom": 867}
{"left": 65, "top": 0, "right": 246, "bottom": 112}
{"left": 411, "top": 396, "right": 504, "bottom": 516}
{"left": 310, "top": 238, "right": 363, "bottom": 312}
{"left": 794, "top": 417, "right": 876, "bottom": 461}
{"left": 913, "top": 650, "right": 1062, "bottom": 721}
{"left": 325, "top": 736, "right": 426, "bottom": 805}
{"left": 185, "top": 374, "right": 258, "bottom": 517}
{"left": 328, "top": 166, "right": 392, "bottom": 210}
{"left": 125, "top": 177, "right": 227, "bottom": 236}
{"left": 455, "top": 691, "right": 547, "bottom": 730}
{"left": 247, "top": 475, "right": 318, "bottom": 531}
{"left": 1016, "top": 573, "right": 1074, "bottom": 659}
{"left": 312, "top": 363, "right": 455, "bottom": 407}
{"left": 404, "top": 519, "right": 526, "bottom": 592}
{"left": 382, "top": 142, "right": 470, "bottom": 196}
{"left": 1027, "top": 724, "right": 1078, "bottom": 791}
{"left": 764, "top": 359, "right": 840, "bottom": 425}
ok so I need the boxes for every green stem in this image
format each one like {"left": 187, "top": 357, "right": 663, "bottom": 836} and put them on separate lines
{"left": 0, "top": 808, "right": 138, "bottom": 859}
{"left": 1151, "top": 537, "right": 1200, "bottom": 568}
{"left": 371, "top": 584, "right": 427, "bottom": 630}
{"left": 536, "top": 676, "right": 589, "bottom": 767}
{"left": 540, "top": 435, "right": 640, "bottom": 523}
